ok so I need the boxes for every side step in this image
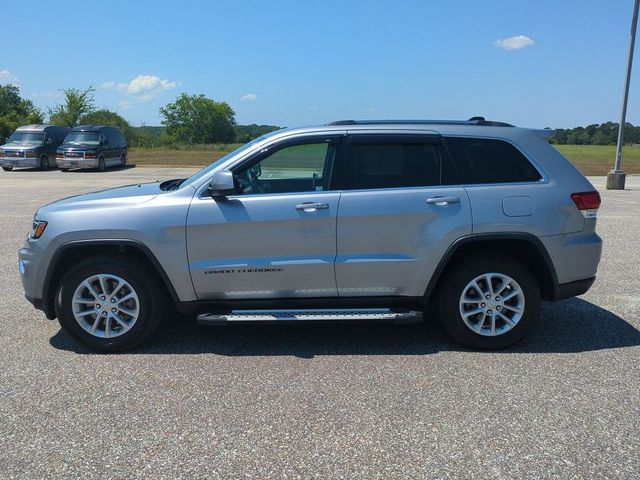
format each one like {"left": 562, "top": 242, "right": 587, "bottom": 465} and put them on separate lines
{"left": 197, "top": 308, "right": 423, "bottom": 325}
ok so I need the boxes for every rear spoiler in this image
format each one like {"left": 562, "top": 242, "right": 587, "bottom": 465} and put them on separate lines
{"left": 532, "top": 128, "right": 555, "bottom": 139}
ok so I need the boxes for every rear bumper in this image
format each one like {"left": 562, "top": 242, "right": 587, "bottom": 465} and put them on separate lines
{"left": 1, "top": 157, "right": 39, "bottom": 168}
{"left": 553, "top": 276, "right": 596, "bottom": 301}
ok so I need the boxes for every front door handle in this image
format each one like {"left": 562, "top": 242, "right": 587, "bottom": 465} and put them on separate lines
{"left": 295, "top": 202, "right": 329, "bottom": 212}
{"left": 426, "top": 196, "right": 460, "bottom": 206}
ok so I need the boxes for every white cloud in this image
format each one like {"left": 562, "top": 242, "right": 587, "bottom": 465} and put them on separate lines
{"left": 494, "top": 35, "right": 535, "bottom": 50}
{"left": 241, "top": 93, "right": 258, "bottom": 102}
{"left": 100, "top": 74, "right": 178, "bottom": 101}
{"left": 0, "top": 69, "right": 19, "bottom": 85}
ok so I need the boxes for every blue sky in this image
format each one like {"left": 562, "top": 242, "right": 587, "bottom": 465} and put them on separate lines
{"left": 2, "top": 0, "right": 639, "bottom": 128}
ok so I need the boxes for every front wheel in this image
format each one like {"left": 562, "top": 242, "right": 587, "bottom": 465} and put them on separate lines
{"left": 436, "top": 254, "right": 541, "bottom": 349}
{"left": 40, "top": 155, "right": 49, "bottom": 170}
{"left": 55, "top": 256, "right": 165, "bottom": 352}
{"left": 98, "top": 156, "right": 105, "bottom": 172}
{"left": 120, "top": 152, "right": 127, "bottom": 166}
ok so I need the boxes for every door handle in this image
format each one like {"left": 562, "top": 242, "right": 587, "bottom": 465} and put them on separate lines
{"left": 426, "top": 196, "right": 460, "bottom": 206}
{"left": 295, "top": 202, "right": 329, "bottom": 212}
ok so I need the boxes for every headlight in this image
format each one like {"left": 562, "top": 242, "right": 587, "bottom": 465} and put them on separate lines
{"left": 25, "top": 150, "right": 36, "bottom": 158}
{"left": 84, "top": 151, "right": 97, "bottom": 159}
{"left": 30, "top": 220, "right": 47, "bottom": 239}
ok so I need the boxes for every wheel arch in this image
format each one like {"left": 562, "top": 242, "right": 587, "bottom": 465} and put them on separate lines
{"left": 42, "top": 239, "right": 180, "bottom": 319}
{"left": 425, "top": 233, "right": 560, "bottom": 304}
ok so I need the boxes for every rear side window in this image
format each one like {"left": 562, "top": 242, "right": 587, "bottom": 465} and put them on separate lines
{"left": 341, "top": 138, "right": 456, "bottom": 190}
{"left": 444, "top": 137, "right": 541, "bottom": 184}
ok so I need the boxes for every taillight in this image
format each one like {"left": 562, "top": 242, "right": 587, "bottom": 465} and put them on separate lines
{"left": 571, "top": 191, "right": 601, "bottom": 218}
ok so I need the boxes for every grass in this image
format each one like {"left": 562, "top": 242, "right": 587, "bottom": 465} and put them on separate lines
{"left": 128, "top": 144, "right": 640, "bottom": 176}
{"left": 554, "top": 145, "right": 640, "bottom": 175}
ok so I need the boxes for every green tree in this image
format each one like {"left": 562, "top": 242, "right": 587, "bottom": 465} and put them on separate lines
{"left": 49, "top": 86, "right": 95, "bottom": 127}
{"left": 160, "top": 93, "right": 236, "bottom": 144}
{"left": 80, "top": 109, "right": 134, "bottom": 144}
{"left": 0, "top": 84, "right": 44, "bottom": 141}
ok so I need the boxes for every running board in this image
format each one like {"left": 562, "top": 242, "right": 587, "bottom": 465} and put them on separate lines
{"left": 197, "top": 308, "right": 423, "bottom": 325}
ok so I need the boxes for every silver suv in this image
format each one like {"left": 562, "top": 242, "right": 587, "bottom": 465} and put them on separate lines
{"left": 19, "top": 118, "right": 602, "bottom": 352}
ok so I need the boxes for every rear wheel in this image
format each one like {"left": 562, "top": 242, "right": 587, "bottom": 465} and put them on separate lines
{"left": 55, "top": 256, "right": 165, "bottom": 352}
{"left": 436, "top": 254, "right": 541, "bottom": 349}
{"left": 98, "top": 156, "right": 105, "bottom": 172}
{"left": 40, "top": 155, "right": 49, "bottom": 170}
{"left": 2, "top": 166, "right": 12, "bottom": 171}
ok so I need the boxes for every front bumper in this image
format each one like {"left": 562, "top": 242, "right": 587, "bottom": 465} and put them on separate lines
{"left": 56, "top": 158, "right": 99, "bottom": 169}
{"left": 1, "top": 157, "right": 39, "bottom": 168}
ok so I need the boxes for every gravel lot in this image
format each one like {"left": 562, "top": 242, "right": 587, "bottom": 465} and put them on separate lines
{"left": 1, "top": 167, "right": 638, "bottom": 479}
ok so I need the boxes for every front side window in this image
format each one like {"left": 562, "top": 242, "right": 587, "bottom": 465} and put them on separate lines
{"left": 444, "top": 137, "right": 542, "bottom": 184}
{"left": 340, "top": 137, "right": 455, "bottom": 190}
{"left": 233, "top": 141, "right": 335, "bottom": 195}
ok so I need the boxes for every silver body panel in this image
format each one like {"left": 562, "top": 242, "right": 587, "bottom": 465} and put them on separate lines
{"left": 18, "top": 122, "right": 602, "bottom": 310}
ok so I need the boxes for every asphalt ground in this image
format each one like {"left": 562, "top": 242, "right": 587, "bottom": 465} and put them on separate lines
{"left": 0, "top": 166, "right": 638, "bottom": 479}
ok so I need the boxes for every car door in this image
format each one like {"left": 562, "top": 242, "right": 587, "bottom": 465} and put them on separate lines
{"left": 334, "top": 132, "right": 472, "bottom": 297}
{"left": 106, "top": 132, "right": 118, "bottom": 166}
{"left": 186, "top": 135, "right": 344, "bottom": 300}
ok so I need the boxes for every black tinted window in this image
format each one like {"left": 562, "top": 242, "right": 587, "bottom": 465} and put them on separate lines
{"left": 445, "top": 137, "right": 541, "bottom": 184}
{"left": 342, "top": 139, "right": 455, "bottom": 190}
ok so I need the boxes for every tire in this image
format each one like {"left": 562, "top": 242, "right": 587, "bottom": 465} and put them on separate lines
{"left": 120, "top": 152, "right": 127, "bottom": 166}
{"left": 2, "top": 166, "right": 12, "bottom": 171}
{"left": 436, "top": 254, "right": 541, "bottom": 349}
{"left": 98, "top": 156, "right": 105, "bottom": 172}
{"left": 55, "top": 256, "right": 166, "bottom": 352}
{"left": 40, "top": 155, "right": 49, "bottom": 170}
{"left": 59, "top": 168, "right": 69, "bottom": 172}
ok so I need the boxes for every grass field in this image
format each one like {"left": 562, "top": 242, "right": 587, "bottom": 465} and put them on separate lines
{"left": 128, "top": 144, "right": 640, "bottom": 176}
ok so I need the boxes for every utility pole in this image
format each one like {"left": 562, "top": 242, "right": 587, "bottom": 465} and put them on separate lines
{"left": 608, "top": 0, "right": 640, "bottom": 190}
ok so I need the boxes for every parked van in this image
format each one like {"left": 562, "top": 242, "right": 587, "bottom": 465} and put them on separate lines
{"left": 56, "top": 125, "right": 127, "bottom": 172}
{"left": 1, "top": 125, "right": 70, "bottom": 171}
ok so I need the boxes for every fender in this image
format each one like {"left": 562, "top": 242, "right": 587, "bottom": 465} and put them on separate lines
{"left": 41, "top": 239, "right": 181, "bottom": 319}
{"left": 423, "top": 232, "right": 560, "bottom": 301}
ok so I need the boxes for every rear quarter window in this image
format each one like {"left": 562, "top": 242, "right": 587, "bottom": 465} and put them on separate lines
{"left": 444, "top": 137, "right": 541, "bottom": 184}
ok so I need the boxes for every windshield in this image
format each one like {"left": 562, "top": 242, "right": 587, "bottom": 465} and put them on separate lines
{"left": 7, "top": 132, "right": 44, "bottom": 145}
{"left": 181, "top": 134, "right": 276, "bottom": 188}
{"left": 64, "top": 132, "right": 100, "bottom": 146}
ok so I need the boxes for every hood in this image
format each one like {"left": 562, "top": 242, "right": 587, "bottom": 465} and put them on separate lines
{"left": 38, "top": 182, "right": 162, "bottom": 214}
{"left": 2, "top": 142, "right": 42, "bottom": 150}
{"left": 59, "top": 144, "right": 99, "bottom": 150}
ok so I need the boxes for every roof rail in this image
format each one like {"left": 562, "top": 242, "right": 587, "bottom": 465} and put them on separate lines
{"left": 326, "top": 117, "right": 514, "bottom": 127}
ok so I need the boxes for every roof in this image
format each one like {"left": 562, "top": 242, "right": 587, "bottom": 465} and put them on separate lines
{"left": 326, "top": 117, "right": 515, "bottom": 127}
{"left": 71, "top": 124, "right": 111, "bottom": 132}
{"left": 16, "top": 124, "right": 69, "bottom": 132}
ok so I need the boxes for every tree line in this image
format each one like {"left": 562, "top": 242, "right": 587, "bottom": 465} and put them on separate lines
{"left": 0, "top": 85, "right": 279, "bottom": 147}
{"left": 549, "top": 122, "right": 640, "bottom": 145}
{"left": 4, "top": 84, "right": 639, "bottom": 147}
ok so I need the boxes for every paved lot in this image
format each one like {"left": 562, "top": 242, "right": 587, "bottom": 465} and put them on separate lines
{"left": 0, "top": 167, "right": 638, "bottom": 479}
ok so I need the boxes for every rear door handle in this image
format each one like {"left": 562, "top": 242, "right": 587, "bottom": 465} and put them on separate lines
{"left": 426, "top": 196, "right": 460, "bottom": 206}
{"left": 295, "top": 202, "right": 329, "bottom": 212}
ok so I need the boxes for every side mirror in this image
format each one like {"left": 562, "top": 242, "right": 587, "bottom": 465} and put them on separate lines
{"left": 46, "top": 137, "right": 53, "bottom": 144}
{"left": 208, "top": 170, "right": 235, "bottom": 199}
